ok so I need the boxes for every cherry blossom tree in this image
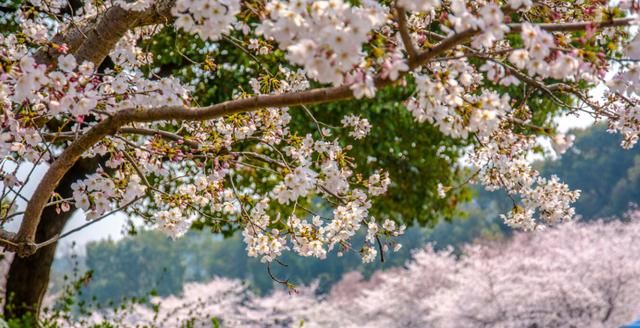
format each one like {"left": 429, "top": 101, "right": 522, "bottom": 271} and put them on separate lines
{"left": 2, "top": 0, "right": 640, "bottom": 319}
{"left": 425, "top": 222, "right": 640, "bottom": 327}
{"left": 334, "top": 214, "right": 640, "bottom": 328}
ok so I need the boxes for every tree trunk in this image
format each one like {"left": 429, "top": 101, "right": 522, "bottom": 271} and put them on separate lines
{"left": 3, "top": 159, "right": 97, "bottom": 320}
{"left": 3, "top": 205, "right": 74, "bottom": 319}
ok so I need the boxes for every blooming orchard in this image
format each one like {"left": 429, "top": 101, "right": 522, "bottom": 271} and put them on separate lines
{"left": 1, "top": 0, "right": 639, "bottom": 265}
{"left": 60, "top": 213, "right": 640, "bottom": 327}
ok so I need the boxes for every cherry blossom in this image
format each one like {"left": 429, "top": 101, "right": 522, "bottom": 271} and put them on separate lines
{"left": 341, "top": 115, "right": 372, "bottom": 140}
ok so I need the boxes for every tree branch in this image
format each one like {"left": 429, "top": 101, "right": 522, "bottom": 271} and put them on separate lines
{"left": 119, "top": 127, "right": 201, "bottom": 148}
{"left": 508, "top": 17, "right": 635, "bottom": 33}
{"left": 16, "top": 113, "right": 126, "bottom": 250}
{"left": 34, "top": 0, "right": 176, "bottom": 67}
{"left": 395, "top": 5, "right": 417, "bottom": 64}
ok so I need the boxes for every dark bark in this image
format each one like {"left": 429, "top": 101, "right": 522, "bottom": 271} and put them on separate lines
{"left": 3, "top": 159, "right": 98, "bottom": 319}
{"left": 3, "top": 204, "right": 74, "bottom": 319}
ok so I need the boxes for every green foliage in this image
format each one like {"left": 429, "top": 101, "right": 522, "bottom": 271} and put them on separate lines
{"left": 0, "top": 0, "right": 21, "bottom": 33}
{"left": 0, "top": 314, "right": 36, "bottom": 328}
{"left": 293, "top": 86, "right": 472, "bottom": 227}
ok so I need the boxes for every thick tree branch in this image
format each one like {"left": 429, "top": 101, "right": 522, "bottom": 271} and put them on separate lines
{"left": 15, "top": 114, "right": 126, "bottom": 255}
{"left": 395, "top": 6, "right": 417, "bottom": 64}
{"left": 34, "top": 0, "right": 176, "bottom": 67}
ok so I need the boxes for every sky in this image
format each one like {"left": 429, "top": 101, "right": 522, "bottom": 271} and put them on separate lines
{"left": 556, "top": 112, "right": 595, "bottom": 133}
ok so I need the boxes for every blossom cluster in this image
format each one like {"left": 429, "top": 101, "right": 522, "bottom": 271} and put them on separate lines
{"left": 403, "top": 38, "right": 581, "bottom": 229}
{"left": 241, "top": 126, "right": 397, "bottom": 262}
{"left": 258, "top": 0, "right": 387, "bottom": 86}
{"left": 605, "top": 36, "right": 640, "bottom": 148}
{"left": 340, "top": 114, "right": 371, "bottom": 140}
{"left": 471, "top": 130, "right": 581, "bottom": 229}
{"left": 407, "top": 61, "right": 507, "bottom": 139}
{"left": 172, "top": 0, "right": 241, "bottom": 41}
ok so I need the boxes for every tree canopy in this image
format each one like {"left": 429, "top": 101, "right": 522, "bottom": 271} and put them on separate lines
{"left": 2, "top": 0, "right": 640, "bottom": 319}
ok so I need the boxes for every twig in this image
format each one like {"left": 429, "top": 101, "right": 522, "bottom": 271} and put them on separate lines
{"left": 395, "top": 5, "right": 417, "bottom": 64}
{"left": 34, "top": 196, "right": 145, "bottom": 250}
{"left": 375, "top": 235, "right": 385, "bottom": 263}
{"left": 119, "top": 127, "right": 201, "bottom": 149}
